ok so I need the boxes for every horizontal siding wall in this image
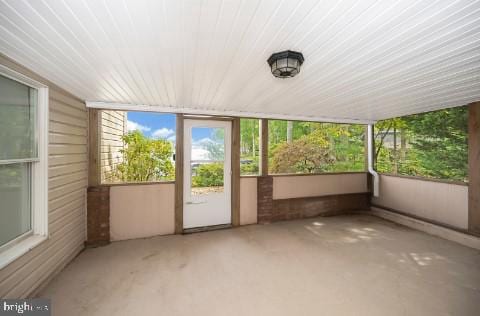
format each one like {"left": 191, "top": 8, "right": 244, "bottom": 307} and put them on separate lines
{"left": 0, "top": 54, "right": 87, "bottom": 298}
{"left": 372, "top": 174, "right": 468, "bottom": 230}
{"left": 100, "top": 110, "right": 126, "bottom": 183}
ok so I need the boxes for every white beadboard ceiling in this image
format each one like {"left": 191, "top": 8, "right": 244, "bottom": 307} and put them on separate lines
{"left": 1, "top": 0, "right": 480, "bottom": 123}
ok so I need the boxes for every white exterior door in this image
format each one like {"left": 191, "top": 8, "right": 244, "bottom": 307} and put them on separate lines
{"left": 183, "top": 119, "right": 231, "bottom": 229}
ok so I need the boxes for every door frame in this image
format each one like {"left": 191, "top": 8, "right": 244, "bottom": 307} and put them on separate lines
{"left": 174, "top": 115, "right": 240, "bottom": 233}
{"left": 183, "top": 119, "right": 232, "bottom": 229}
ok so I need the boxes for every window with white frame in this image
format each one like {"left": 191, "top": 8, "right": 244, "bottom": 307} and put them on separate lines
{"left": 0, "top": 66, "right": 48, "bottom": 267}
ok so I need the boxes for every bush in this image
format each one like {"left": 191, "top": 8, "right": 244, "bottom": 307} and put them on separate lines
{"left": 240, "top": 159, "right": 259, "bottom": 175}
{"left": 192, "top": 163, "right": 224, "bottom": 187}
{"left": 115, "top": 131, "right": 174, "bottom": 182}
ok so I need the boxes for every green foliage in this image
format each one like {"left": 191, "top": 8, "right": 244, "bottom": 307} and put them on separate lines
{"left": 321, "top": 123, "right": 365, "bottom": 172}
{"left": 375, "top": 106, "right": 468, "bottom": 182}
{"left": 267, "top": 120, "right": 365, "bottom": 174}
{"left": 240, "top": 158, "right": 259, "bottom": 175}
{"left": 270, "top": 131, "right": 334, "bottom": 173}
{"left": 115, "top": 130, "right": 174, "bottom": 182}
{"left": 240, "top": 119, "right": 260, "bottom": 175}
{"left": 111, "top": 106, "right": 467, "bottom": 185}
{"left": 192, "top": 163, "right": 224, "bottom": 187}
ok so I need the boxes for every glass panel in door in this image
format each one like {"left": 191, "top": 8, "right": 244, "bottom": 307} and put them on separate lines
{"left": 190, "top": 127, "right": 225, "bottom": 197}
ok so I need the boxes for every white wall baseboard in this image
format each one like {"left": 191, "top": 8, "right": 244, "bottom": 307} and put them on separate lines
{"left": 368, "top": 207, "right": 480, "bottom": 250}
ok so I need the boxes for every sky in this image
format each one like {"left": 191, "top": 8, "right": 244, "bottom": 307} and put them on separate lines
{"left": 127, "top": 112, "right": 176, "bottom": 141}
{"left": 126, "top": 112, "right": 223, "bottom": 160}
{"left": 126, "top": 112, "right": 218, "bottom": 142}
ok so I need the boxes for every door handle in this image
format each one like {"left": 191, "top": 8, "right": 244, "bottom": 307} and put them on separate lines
{"left": 186, "top": 201, "right": 207, "bottom": 205}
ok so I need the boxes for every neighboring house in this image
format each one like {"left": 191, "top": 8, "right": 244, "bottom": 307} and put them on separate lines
{"left": 99, "top": 110, "right": 127, "bottom": 183}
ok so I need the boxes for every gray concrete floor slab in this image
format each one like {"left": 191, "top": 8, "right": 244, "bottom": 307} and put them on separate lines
{"left": 39, "top": 215, "right": 480, "bottom": 316}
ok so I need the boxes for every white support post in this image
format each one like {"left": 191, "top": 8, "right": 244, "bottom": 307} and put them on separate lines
{"left": 367, "top": 124, "right": 379, "bottom": 197}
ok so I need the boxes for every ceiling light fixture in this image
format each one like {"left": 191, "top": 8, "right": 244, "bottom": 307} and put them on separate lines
{"left": 267, "top": 50, "right": 304, "bottom": 78}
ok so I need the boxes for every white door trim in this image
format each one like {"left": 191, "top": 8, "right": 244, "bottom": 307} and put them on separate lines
{"left": 183, "top": 119, "right": 232, "bottom": 229}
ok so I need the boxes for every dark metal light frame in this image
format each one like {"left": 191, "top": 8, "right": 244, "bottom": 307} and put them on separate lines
{"left": 267, "top": 50, "right": 304, "bottom": 78}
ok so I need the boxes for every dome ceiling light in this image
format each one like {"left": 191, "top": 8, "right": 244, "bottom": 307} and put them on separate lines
{"left": 267, "top": 50, "right": 304, "bottom": 78}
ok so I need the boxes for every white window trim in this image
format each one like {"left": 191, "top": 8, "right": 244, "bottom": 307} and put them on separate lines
{"left": 0, "top": 65, "right": 49, "bottom": 269}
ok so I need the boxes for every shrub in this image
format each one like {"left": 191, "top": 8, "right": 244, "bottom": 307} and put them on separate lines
{"left": 115, "top": 131, "right": 174, "bottom": 182}
{"left": 192, "top": 163, "right": 224, "bottom": 187}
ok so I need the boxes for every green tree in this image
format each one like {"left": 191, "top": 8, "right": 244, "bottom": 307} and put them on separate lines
{"left": 374, "top": 117, "right": 407, "bottom": 173}
{"left": 374, "top": 106, "right": 468, "bottom": 182}
{"left": 404, "top": 107, "right": 468, "bottom": 180}
{"left": 240, "top": 119, "right": 259, "bottom": 175}
{"left": 268, "top": 120, "right": 365, "bottom": 174}
{"left": 115, "top": 131, "right": 174, "bottom": 182}
{"left": 240, "top": 119, "right": 259, "bottom": 158}
{"left": 270, "top": 129, "right": 335, "bottom": 173}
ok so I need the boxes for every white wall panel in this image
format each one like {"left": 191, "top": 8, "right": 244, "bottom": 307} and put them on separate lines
{"left": 273, "top": 173, "right": 368, "bottom": 200}
{"left": 372, "top": 175, "right": 469, "bottom": 229}
{"left": 110, "top": 183, "right": 175, "bottom": 241}
{"left": 240, "top": 177, "right": 257, "bottom": 225}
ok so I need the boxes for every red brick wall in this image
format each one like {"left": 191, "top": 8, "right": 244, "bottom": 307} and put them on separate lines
{"left": 257, "top": 176, "right": 273, "bottom": 224}
{"left": 271, "top": 193, "right": 369, "bottom": 222}
{"left": 257, "top": 176, "right": 369, "bottom": 223}
{"left": 87, "top": 186, "right": 110, "bottom": 246}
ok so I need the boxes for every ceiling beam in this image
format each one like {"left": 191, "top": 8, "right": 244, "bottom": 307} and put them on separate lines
{"left": 86, "top": 101, "right": 375, "bottom": 125}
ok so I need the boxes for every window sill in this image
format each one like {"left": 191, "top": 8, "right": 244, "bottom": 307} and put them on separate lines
{"left": 270, "top": 171, "right": 368, "bottom": 177}
{"left": 378, "top": 173, "right": 469, "bottom": 186}
{"left": 99, "top": 181, "right": 175, "bottom": 187}
{"left": 0, "top": 234, "right": 48, "bottom": 269}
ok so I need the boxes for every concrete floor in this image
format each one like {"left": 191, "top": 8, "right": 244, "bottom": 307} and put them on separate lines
{"left": 39, "top": 215, "right": 480, "bottom": 316}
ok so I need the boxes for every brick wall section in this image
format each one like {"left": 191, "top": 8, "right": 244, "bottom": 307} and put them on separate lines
{"left": 257, "top": 173, "right": 369, "bottom": 223}
{"left": 87, "top": 186, "right": 110, "bottom": 246}
{"left": 257, "top": 176, "right": 273, "bottom": 224}
{"left": 271, "top": 193, "right": 369, "bottom": 222}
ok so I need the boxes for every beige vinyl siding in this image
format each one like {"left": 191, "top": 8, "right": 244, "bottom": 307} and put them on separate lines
{"left": 100, "top": 110, "right": 126, "bottom": 183}
{"left": 0, "top": 54, "right": 87, "bottom": 298}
